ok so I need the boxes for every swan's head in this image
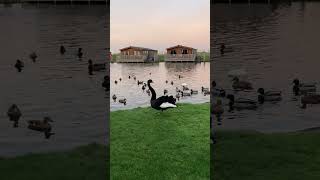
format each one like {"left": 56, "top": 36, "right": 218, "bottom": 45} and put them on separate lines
{"left": 257, "top": 88, "right": 265, "bottom": 95}
{"left": 147, "top": 79, "right": 153, "bottom": 84}
{"left": 293, "top": 79, "right": 300, "bottom": 85}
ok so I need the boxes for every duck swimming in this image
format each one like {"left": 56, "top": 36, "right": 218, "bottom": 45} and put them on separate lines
{"left": 77, "top": 48, "right": 83, "bottom": 58}
{"left": 176, "top": 93, "right": 180, "bottom": 101}
{"left": 29, "top": 52, "right": 38, "bottom": 62}
{"left": 14, "top": 59, "right": 24, "bottom": 72}
{"left": 232, "top": 77, "right": 253, "bottom": 90}
{"left": 28, "top": 117, "right": 54, "bottom": 139}
{"left": 201, "top": 87, "right": 209, "bottom": 93}
{"left": 257, "top": 88, "right": 282, "bottom": 104}
{"left": 227, "top": 94, "right": 257, "bottom": 111}
{"left": 212, "top": 99, "right": 224, "bottom": 125}
{"left": 301, "top": 94, "right": 320, "bottom": 109}
{"left": 212, "top": 81, "right": 226, "bottom": 97}
{"left": 119, "top": 98, "right": 127, "bottom": 105}
{"left": 102, "top": 75, "right": 110, "bottom": 91}
{"left": 191, "top": 89, "right": 198, "bottom": 95}
{"left": 60, "top": 45, "right": 66, "bottom": 54}
{"left": 147, "top": 79, "right": 177, "bottom": 111}
{"left": 182, "top": 90, "right": 191, "bottom": 96}
{"left": 164, "top": 89, "right": 168, "bottom": 95}
{"left": 7, "top": 104, "right": 22, "bottom": 128}
{"left": 146, "top": 89, "right": 151, "bottom": 96}
{"left": 292, "top": 79, "right": 316, "bottom": 96}
{"left": 112, "top": 94, "right": 117, "bottom": 102}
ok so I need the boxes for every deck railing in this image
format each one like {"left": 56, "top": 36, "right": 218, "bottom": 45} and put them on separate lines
{"left": 165, "top": 54, "right": 197, "bottom": 61}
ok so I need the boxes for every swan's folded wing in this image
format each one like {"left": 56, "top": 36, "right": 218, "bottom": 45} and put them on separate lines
{"left": 160, "top": 102, "right": 177, "bottom": 108}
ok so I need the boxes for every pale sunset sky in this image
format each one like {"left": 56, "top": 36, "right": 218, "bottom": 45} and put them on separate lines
{"left": 111, "top": 0, "right": 209, "bottom": 53}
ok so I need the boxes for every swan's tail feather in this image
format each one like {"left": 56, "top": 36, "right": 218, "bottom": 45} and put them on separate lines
{"left": 160, "top": 102, "right": 177, "bottom": 108}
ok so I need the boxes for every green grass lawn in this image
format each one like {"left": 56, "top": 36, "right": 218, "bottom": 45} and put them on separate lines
{"left": 0, "top": 143, "right": 109, "bottom": 180}
{"left": 111, "top": 103, "right": 210, "bottom": 180}
{"left": 212, "top": 130, "right": 320, "bottom": 180}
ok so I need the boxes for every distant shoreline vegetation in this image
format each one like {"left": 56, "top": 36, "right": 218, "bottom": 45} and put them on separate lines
{"left": 111, "top": 51, "right": 210, "bottom": 63}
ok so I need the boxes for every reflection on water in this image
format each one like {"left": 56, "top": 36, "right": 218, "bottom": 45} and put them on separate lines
{"left": 0, "top": 4, "right": 108, "bottom": 156}
{"left": 110, "top": 62, "right": 210, "bottom": 111}
{"left": 212, "top": 2, "right": 320, "bottom": 132}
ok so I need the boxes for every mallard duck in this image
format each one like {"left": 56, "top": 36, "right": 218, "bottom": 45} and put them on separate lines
{"left": 29, "top": 52, "right": 38, "bottom": 62}
{"left": 292, "top": 79, "right": 316, "bottom": 96}
{"left": 201, "top": 86, "right": 209, "bottom": 92}
{"left": 164, "top": 89, "right": 168, "bottom": 95}
{"left": 257, "top": 88, "right": 282, "bottom": 104}
{"left": 191, "top": 89, "right": 198, "bottom": 95}
{"left": 227, "top": 94, "right": 257, "bottom": 111}
{"left": 60, "top": 45, "right": 66, "bottom": 54}
{"left": 232, "top": 77, "right": 253, "bottom": 90}
{"left": 77, "top": 48, "right": 83, "bottom": 58}
{"left": 7, "top": 104, "right": 22, "bottom": 128}
{"left": 14, "top": 59, "right": 24, "bottom": 72}
{"left": 176, "top": 93, "right": 180, "bottom": 101}
{"left": 182, "top": 90, "right": 191, "bottom": 96}
{"left": 146, "top": 89, "right": 151, "bottom": 95}
{"left": 212, "top": 99, "right": 224, "bottom": 125}
{"left": 212, "top": 81, "right": 226, "bottom": 97}
{"left": 112, "top": 94, "right": 117, "bottom": 102}
{"left": 119, "top": 98, "right": 127, "bottom": 105}
{"left": 301, "top": 94, "right": 320, "bottom": 109}
{"left": 28, "top": 117, "right": 54, "bottom": 139}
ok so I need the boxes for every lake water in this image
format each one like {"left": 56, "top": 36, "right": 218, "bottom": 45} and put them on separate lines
{"left": 212, "top": 2, "right": 320, "bottom": 133}
{"left": 0, "top": 4, "right": 108, "bottom": 156}
{"left": 110, "top": 62, "right": 210, "bottom": 111}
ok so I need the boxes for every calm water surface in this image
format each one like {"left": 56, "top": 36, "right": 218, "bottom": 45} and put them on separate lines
{"left": 0, "top": 4, "right": 108, "bottom": 156}
{"left": 212, "top": 2, "right": 320, "bottom": 133}
{"left": 110, "top": 62, "right": 210, "bottom": 111}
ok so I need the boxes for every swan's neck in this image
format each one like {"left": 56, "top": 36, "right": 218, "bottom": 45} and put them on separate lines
{"left": 148, "top": 82, "right": 156, "bottom": 100}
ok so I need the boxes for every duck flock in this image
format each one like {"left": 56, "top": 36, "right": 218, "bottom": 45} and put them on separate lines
{"left": 212, "top": 75, "right": 319, "bottom": 126}
{"left": 111, "top": 74, "right": 210, "bottom": 111}
{"left": 6, "top": 46, "right": 110, "bottom": 139}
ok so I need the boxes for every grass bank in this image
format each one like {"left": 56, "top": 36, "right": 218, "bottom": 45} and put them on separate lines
{"left": 0, "top": 143, "right": 109, "bottom": 180}
{"left": 212, "top": 130, "right": 320, "bottom": 180}
{"left": 111, "top": 103, "right": 210, "bottom": 180}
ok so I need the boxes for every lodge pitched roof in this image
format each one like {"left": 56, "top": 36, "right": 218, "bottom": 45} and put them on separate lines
{"left": 120, "top": 46, "right": 157, "bottom": 52}
{"left": 166, "top": 45, "right": 196, "bottom": 50}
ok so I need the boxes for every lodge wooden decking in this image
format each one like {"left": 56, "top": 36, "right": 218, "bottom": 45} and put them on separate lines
{"left": 165, "top": 54, "right": 197, "bottom": 62}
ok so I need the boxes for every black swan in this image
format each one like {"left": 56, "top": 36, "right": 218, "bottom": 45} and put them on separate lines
{"left": 147, "top": 79, "right": 177, "bottom": 111}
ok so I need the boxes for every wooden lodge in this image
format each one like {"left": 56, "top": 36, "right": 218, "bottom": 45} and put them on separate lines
{"left": 165, "top": 45, "right": 197, "bottom": 62}
{"left": 117, "top": 46, "right": 158, "bottom": 63}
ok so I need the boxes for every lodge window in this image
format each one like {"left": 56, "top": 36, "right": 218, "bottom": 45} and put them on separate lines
{"left": 171, "top": 50, "right": 176, "bottom": 54}
{"left": 182, "top": 49, "right": 188, "bottom": 54}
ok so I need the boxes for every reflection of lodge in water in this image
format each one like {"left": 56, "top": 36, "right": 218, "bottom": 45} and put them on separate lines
{"left": 165, "top": 45, "right": 197, "bottom": 62}
{"left": 118, "top": 46, "right": 158, "bottom": 63}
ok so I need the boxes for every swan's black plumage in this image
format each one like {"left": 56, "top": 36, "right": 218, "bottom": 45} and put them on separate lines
{"left": 147, "top": 79, "right": 176, "bottom": 111}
